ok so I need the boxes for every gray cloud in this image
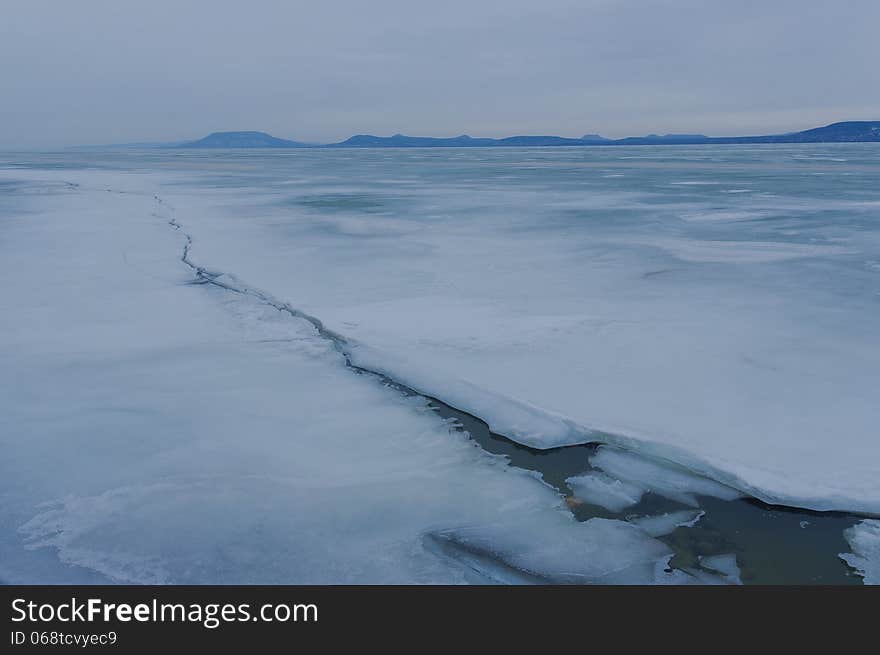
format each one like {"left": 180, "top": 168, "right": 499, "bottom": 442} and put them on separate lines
{"left": 2, "top": 0, "right": 878, "bottom": 147}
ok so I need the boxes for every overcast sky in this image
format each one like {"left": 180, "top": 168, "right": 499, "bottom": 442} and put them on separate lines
{"left": 2, "top": 0, "right": 878, "bottom": 148}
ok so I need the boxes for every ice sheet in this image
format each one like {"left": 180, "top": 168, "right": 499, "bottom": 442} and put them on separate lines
{"left": 0, "top": 169, "right": 677, "bottom": 584}
{"left": 4, "top": 143, "right": 880, "bottom": 522}
{"left": 133, "top": 144, "right": 880, "bottom": 514}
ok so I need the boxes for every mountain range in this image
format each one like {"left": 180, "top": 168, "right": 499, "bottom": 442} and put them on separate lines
{"left": 158, "top": 121, "right": 880, "bottom": 149}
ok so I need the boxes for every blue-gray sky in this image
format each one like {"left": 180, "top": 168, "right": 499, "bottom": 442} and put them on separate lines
{"left": 2, "top": 0, "right": 878, "bottom": 148}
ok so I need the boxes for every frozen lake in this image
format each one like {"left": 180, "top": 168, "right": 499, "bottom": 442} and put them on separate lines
{"left": 1, "top": 145, "right": 878, "bottom": 584}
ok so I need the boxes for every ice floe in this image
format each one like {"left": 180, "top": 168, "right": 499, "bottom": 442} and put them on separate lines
{"left": 630, "top": 510, "right": 705, "bottom": 537}
{"left": 427, "top": 518, "right": 680, "bottom": 585}
{"left": 588, "top": 447, "right": 742, "bottom": 508}
{"left": 566, "top": 471, "right": 644, "bottom": 512}
{"left": 699, "top": 554, "right": 743, "bottom": 585}
{"left": 840, "top": 520, "right": 880, "bottom": 584}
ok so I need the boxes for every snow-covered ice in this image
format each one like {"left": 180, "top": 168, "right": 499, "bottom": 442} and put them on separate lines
{"left": 0, "top": 169, "right": 673, "bottom": 584}
{"left": 135, "top": 144, "right": 880, "bottom": 514}
{"left": 3, "top": 143, "right": 880, "bottom": 583}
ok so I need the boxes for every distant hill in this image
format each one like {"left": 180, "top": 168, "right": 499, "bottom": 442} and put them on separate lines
{"left": 142, "top": 121, "right": 880, "bottom": 150}
{"left": 715, "top": 121, "right": 880, "bottom": 144}
{"left": 179, "top": 131, "right": 311, "bottom": 148}
{"left": 335, "top": 134, "right": 497, "bottom": 147}
{"left": 497, "top": 135, "right": 590, "bottom": 146}
{"left": 794, "top": 121, "right": 880, "bottom": 142}
{"left": 581, "top": 134, "right": 611, "bottom": 143}
{"left": 334, "top": 134, "right": 592, "bottom": 147}
{"left": 614, "top": 133, "right": 710, "bottom": 145}
{"left": 328, "top": 122, "right": 880, "bottom": 147}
